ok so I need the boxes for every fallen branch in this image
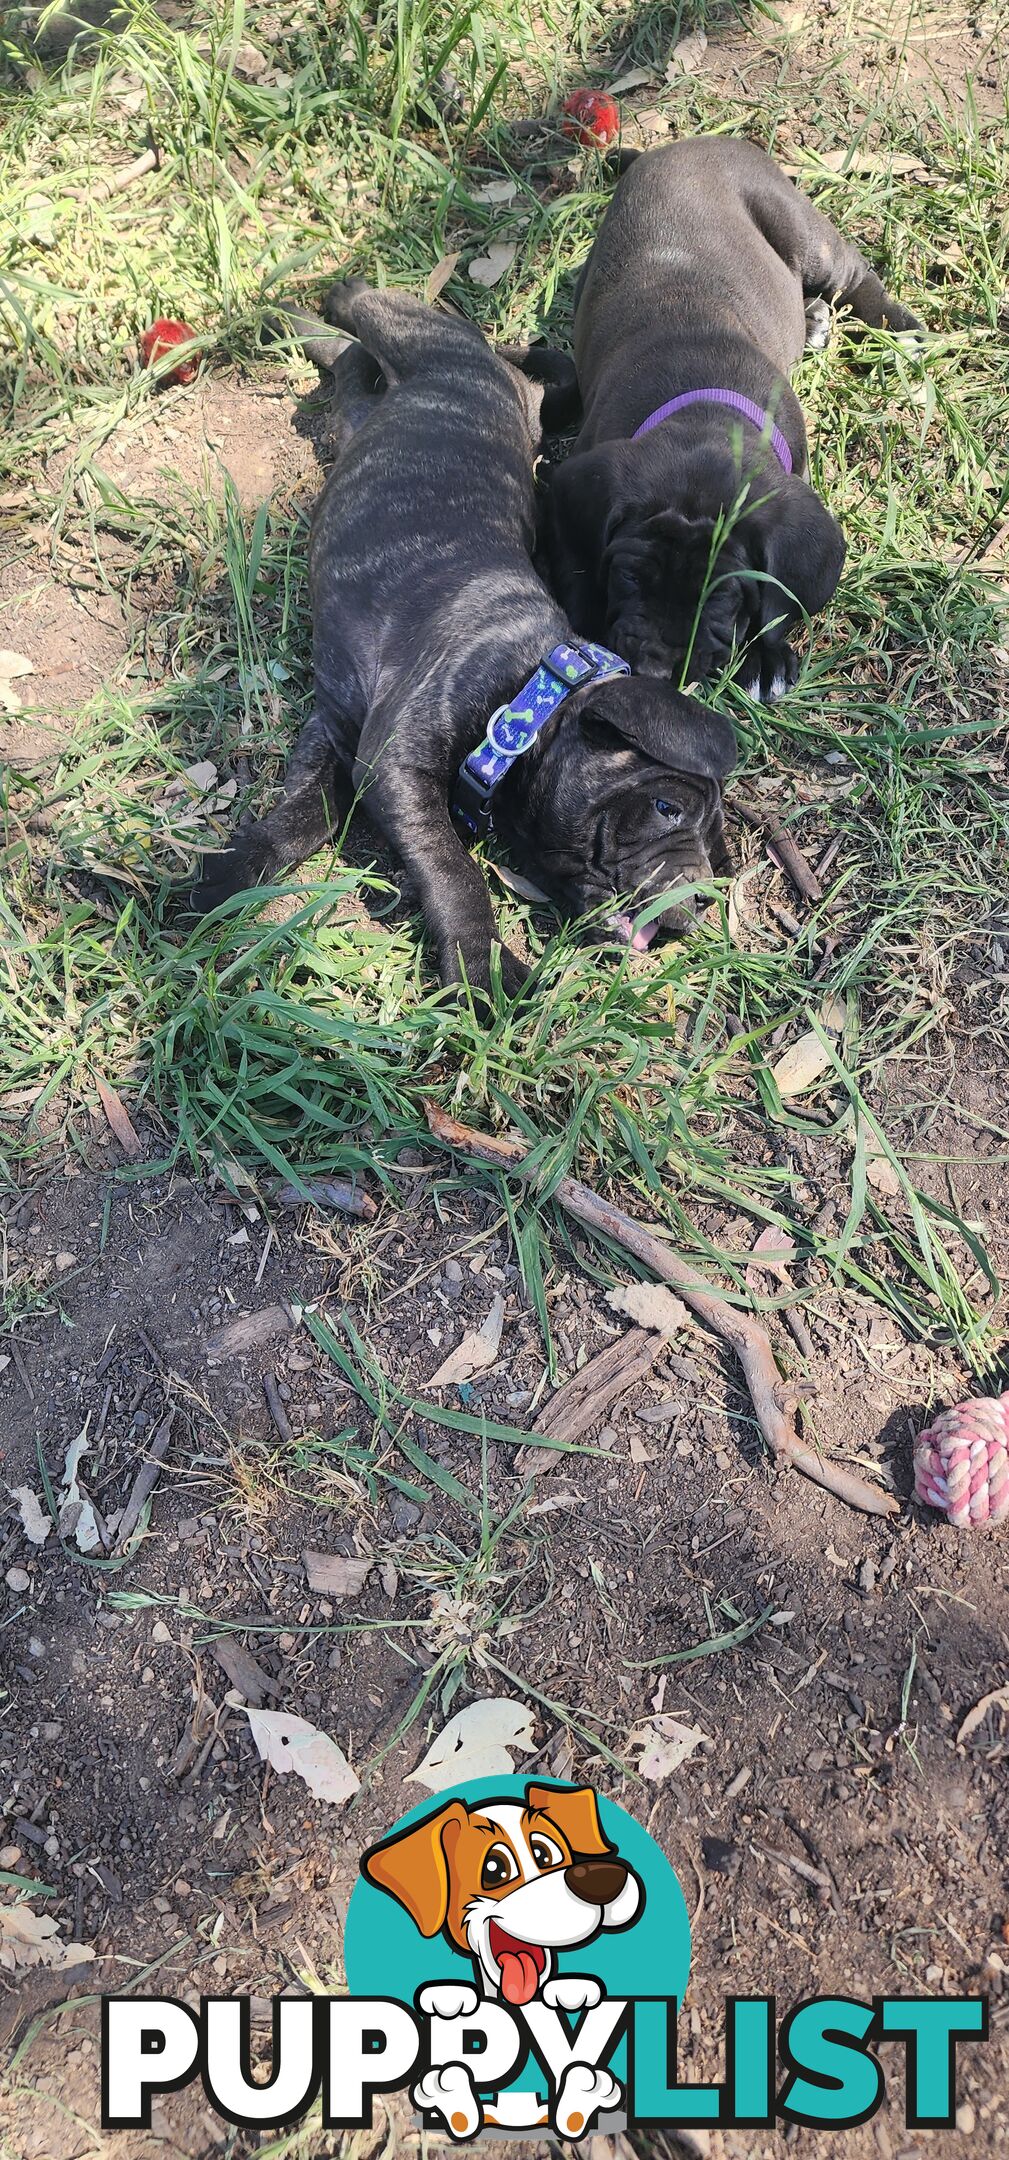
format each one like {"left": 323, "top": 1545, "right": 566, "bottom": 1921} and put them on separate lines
{"left": 424, "top": 1105, "right": 898, "bottom": 1520}
{"left": 77, "top": 146, "right": 159, "bottom": 204}
{"left": 733, "top": 794, "right": 823, "bottom": 907}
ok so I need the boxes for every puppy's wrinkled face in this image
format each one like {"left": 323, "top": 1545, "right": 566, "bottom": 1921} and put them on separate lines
{"left": 604, "top": 508, "right": 775, "bottom": 693}
{"left": 495, "top": 677, "right": 736, "bottom": 946}
{"left": 601, "top": 472, "right": 844, "bottom": 702}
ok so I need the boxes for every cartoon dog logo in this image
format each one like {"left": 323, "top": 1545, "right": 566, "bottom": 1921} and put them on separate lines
{"left": 361, "top": 1781, "right": 644, "bottom": 2136}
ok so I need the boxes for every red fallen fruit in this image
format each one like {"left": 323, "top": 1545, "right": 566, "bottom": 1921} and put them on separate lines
{"left": 561, "top": 88, "right": 620, "bottom": 148}
{"left": 139, "top": 317, "right": 199, "bottom": 386}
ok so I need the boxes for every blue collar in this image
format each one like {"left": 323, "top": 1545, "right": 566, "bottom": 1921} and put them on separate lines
{"left": 453, "top": 639, "right": 630, "bottom": 839}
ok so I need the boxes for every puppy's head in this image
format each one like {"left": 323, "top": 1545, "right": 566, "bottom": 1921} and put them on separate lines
{"left": 495, "top": 675, "right": 736, "bottom": 947}
{"left": 361, "top": 1783, "right": 642, "bottom": 2001}
{"left": 600, "top": 463, "right": 844, "bottom": 698}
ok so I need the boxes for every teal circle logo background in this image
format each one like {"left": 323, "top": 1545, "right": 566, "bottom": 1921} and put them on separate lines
{"left": 344, "top": 1777, "right": 691, "bottom": 2003}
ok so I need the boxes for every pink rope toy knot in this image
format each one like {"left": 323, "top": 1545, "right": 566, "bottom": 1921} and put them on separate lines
{"left": 913, "top": 1391, "right": 1009, "bottom": 1527}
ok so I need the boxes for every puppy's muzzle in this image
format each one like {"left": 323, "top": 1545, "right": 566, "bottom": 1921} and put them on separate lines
{"left": 565, "top": 1858, "right": 628, "bottom": 1906}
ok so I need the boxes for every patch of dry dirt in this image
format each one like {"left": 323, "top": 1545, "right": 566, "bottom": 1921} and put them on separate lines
{"left": 1, "top": 1110, "right": 1008, "bottom": 2157}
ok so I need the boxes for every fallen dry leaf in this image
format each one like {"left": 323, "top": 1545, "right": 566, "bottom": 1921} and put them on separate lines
{"left": 608, "top": 66, "right": 654, "bottom": 93}
{"left": 469, "top": 179, "right": 517, "bottom": 204}
{"left": 429, "top": 1294, "right": 505, "bottom": 1387}
{"left": 58, "top": 1421, "right": 102, "bottom": 1555}
{"left": 770, "top": 998, "right": 845, "bottom": 1098}
{"left": 745, "top": 1225, "right": 798, "bottom": 1292}
{"left": 9, "top": 1486, "right": 51, "bottom": 1545}
{"left": 606, "top": 1282, "right": 690, "bottom": 1336}
{"left": 425, "top": 251, "right": 460, "bottom": 302}
{"left": 468, "top": 241, "right": 517, "bottom": 288}
{"left": 864, "top": 1128, "right": 902, "bottom": 1197}
{"left": 628, "top": 1431, "right": 654, "bottom": 1466}
{"left": 245, "top": 1708, "right": 360, "bottom": 1804}
{"left": 94, "top": 1073, "right": 142, "bottom": 1161}
{"left": 666, "top": 28, "right": 707, "bottom": 75}
{"left": 303, "top": 1551, "right": 371, "bottom": 1598}
{"left": 0, "top": 1904, "right": 95, "bottom": 1975}
{"left": 633, "top": 1714, "right": 709, "bottom": 1781}
{"left": 787, "top": 149, "right": 929, "bottom": 181}
{"left": 405, "top": 1698, "right": 536, "bottom": 1792}
{"left": 0, "top": 652, "right": 33, "bottom": 681}
{"left": 956, "top": 1687, "right": 1009, "bottom": 1748}
{"left": 727, "top": 860, "right": 765, "bottom": 945}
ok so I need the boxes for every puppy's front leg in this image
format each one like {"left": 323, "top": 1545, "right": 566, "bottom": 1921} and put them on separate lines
{"left": 357, "top": 732, "right": 528, "bottom": 1000}
{"left": 190, "top": 705, "right": 352, "bottom": 914}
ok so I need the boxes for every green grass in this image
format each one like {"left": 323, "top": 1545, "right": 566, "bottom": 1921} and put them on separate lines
{"left": 2, "top": 0, "right": 1008, "bottom": 1384}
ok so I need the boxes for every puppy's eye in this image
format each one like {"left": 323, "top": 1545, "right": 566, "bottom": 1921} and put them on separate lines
{"left": 530, "top": 1836, "right": 563, "bottom": 1870}
{"left": 481, "top": 1844, "right": 519, "bottom": 1890}
{"left": 655, "top": 798, "right": 684, "bottom": 826}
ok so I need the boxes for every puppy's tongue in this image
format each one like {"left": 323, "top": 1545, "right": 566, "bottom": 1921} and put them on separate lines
{"left": 498, "top": 1947, "right": 541, "bottom": 2006}
{"left": 610, "top": 912, "right": 658, "bottom": 951}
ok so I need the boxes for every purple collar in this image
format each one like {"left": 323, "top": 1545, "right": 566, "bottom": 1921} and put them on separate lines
{"left": 632, "top": 388, "right": 793, "bottom": 475}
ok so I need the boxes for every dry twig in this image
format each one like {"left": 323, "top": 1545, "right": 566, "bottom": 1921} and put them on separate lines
{"left": 424, "top": 1105, "right": 897, "bottom": 1520}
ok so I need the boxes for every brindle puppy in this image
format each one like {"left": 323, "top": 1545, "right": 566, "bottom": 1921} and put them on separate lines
{"left": 192, "top": 283, "right": 735, "bottom": 994}
{"left": 545, "top": 137, "right": 922, "bottom": 699}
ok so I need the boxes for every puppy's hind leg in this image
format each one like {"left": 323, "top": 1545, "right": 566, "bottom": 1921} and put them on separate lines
{"left": 786, "top": 187, "right": 922, "bottom": 334}
{"left": 189, "top": 705, "right": 353, "bottom": 915}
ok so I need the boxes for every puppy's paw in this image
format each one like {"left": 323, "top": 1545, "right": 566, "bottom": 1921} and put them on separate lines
{"left": 417, "top": 1983, "right": 480, "bottom": 2020}
{"left": 188, "top": 834, "right": 270, "bottom": 916}
{"left": 541, "top": 1976, "right": 602, "bottom": 2013}
{"left": 803, "top": 296, "right": 832, "bottom": 352}
{"left": 412, "top": 2064, "right": 481, "bottom": 2140}
{"left": 741, "top": 642, "right": 798, "bottom": 705}
{"left": 553, "top": 2063, "right": 622, "bottom": 2139}
{"left": 440, "top": 938, "right": 531, "bottom": 1008}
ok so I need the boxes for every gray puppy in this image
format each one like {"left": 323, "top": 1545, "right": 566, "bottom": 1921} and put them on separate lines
{"left": 545, "top": 136, "right": 921, "bottom": 698}
{"left": 192, "top": 282, "right": 735, "bottom": 995}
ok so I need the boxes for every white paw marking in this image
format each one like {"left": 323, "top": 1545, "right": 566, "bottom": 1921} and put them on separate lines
{"left": 768, "top": 669, "right": 788, "bottom": 701}
{"left": 554, "top": 2062, "right": 622, "bottom": 2138}
{"left": 417, "top": 1982, "right": 480, "bottom": 2020}
{"left": 541, "top": 1975, "right": 602, "bottom": 2012}
{"left": 412, "top": 2063, "right": 481, "bottom": 2139}
{"left": 804, "top": 297, "right": 832, "bottom": 351}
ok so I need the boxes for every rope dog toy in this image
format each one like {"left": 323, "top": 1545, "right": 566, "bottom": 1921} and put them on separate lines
{"left": 914, "top": 1392, "right": 1009, "bottom": 1526}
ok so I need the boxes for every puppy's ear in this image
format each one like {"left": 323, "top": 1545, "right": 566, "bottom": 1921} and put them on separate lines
{"left": 578, "top": 682, "right": 736, "bottom": 782}
{"left": 526, "top": 1783, "right": 613, "bottom": 1859}
{"left": 361, "top": 1800, "right": 468, "bottom": 1936}
{"left": 749, "top": 480, "right": 845, "bottom": 628}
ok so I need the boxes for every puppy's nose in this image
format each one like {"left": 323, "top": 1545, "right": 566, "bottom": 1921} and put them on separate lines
{"left": 565, "top": 1858, "right": 628, "bottom": 1906}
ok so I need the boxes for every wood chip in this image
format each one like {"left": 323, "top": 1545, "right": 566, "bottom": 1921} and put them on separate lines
{"left": 518, "top": 1328, "right": 662, "bottom": 1475}
{"left": 207, "top": 1305, "right": 295, "bottom": 1361}
{"left": 208, "top": 1634, "right": 281, "bottom": 1707}
{"left": 114, "top": 1410, "right": 174, "bottom": 1550}
{"left": 303, "top": 1551, "right": 371, "bottom": 1598}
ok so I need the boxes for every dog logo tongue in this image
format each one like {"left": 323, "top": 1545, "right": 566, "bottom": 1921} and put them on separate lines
{"left": 490, "top": 1922, "right": 546, "bottom": 2005}
{"left": 499, "top": 1947, "right": 541, "bottom": 2006}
